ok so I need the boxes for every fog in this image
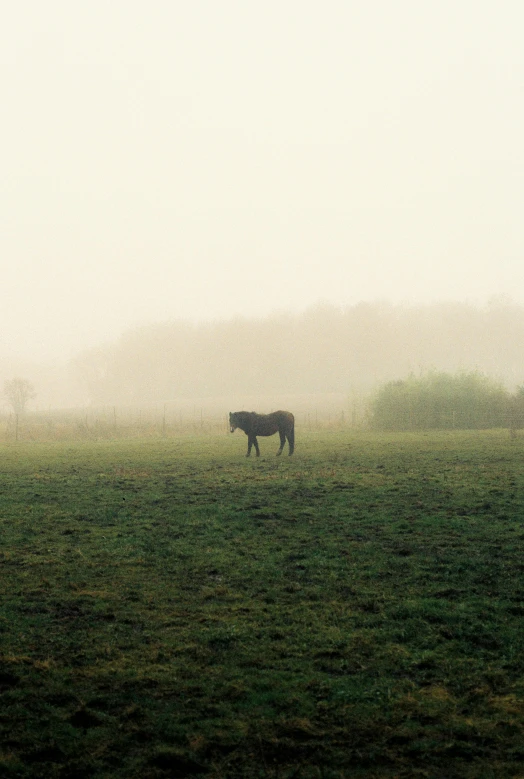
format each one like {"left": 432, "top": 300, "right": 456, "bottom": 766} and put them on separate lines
{"left": 2, "top": 2, "right": 524, "bottom": 404}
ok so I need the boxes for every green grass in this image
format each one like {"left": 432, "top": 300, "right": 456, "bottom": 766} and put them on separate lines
{"left": 1, "top": 430, "right": 523, "bottom": 777}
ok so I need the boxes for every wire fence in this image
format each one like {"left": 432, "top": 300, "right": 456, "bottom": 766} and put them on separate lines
{"left": 0, "top": 400, "right": 368, "bottom": 443}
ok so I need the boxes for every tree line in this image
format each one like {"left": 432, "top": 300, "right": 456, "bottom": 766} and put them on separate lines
{"left": 70, "top": 298, "right": 524, "bottom": 406}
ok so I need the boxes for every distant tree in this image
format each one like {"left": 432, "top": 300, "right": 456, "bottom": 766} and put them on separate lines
{"left": 3, "top": 378, "right": 36, "bottom": 414}
{"left": 3, "top": 378, "right": 36, "bottom": 442}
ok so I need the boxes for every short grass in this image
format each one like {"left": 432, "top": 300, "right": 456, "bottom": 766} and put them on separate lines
{"left": 0, "top": 430, "right": 523, "bottom": 778}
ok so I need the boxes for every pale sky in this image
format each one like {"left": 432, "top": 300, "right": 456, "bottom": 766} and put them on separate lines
{"left": 2, "top": 0, "right": 523, "bottom": 361}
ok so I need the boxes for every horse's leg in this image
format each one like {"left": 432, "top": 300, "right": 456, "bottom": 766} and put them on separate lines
{"left": 287, "top": 425, "right": 295, "bottom": 455}
{"left": 253, "top": 436, "right": 260, "bottom": 457}
{"left": 246, "top": 435, "right": 252, "bottom": 457}
{"left": 276, "top": 430, "right": 285, "bottom": 455}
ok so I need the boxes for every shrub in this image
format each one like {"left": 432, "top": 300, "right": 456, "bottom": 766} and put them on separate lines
{"left": 370, "top": 371, "right": 510, "bottom": 430}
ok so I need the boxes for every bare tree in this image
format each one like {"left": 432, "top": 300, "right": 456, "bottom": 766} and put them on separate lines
{"left": 3, "top": 378, "right": 36, "bottom": 414}
{"left": 3, "top": 379, "right": 36, "bottom": 441}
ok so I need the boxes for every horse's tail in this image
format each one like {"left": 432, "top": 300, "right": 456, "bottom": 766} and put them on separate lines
{"left": 287, "top": 416, "right": 295, "bottom": 455}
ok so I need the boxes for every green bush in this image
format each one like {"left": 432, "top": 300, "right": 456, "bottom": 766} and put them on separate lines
{"left": 508, "top": 385, "right": 524, "bottom": 431}
{"left": 370, "top": 371, "right": 510, "bottom": 430}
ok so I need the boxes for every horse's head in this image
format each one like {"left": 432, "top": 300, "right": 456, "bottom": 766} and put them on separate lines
{"left": 229, "top": 412, "right": 238, "bottom": 433}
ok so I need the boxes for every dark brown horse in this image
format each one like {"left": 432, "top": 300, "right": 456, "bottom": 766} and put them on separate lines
{"left": 229, "top": 410, "right": 295, "bottom": 457}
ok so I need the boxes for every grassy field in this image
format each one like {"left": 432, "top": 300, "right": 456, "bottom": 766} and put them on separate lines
{"left": 0, "top": 429, "right": 523, "bottom": 778}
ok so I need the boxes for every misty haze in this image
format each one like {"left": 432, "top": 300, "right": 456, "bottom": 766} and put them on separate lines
{"left": 1, "top": 0, "right": 524, "bottom": 384}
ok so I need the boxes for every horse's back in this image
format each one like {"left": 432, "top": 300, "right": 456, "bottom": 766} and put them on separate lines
{"left": 255, "top": 410, "right": 294, "bottom": 436}
{"left": 273, "top": 410, "right": 294, "bottom": 429}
